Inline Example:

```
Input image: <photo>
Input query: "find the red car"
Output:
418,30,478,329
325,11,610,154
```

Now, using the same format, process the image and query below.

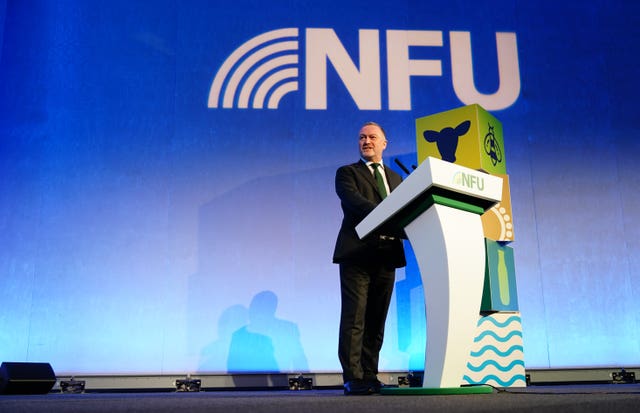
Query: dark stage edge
381,385,493,395
1,384,640,413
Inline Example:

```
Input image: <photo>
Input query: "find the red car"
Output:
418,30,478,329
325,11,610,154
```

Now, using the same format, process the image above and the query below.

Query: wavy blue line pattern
470,344,524,358
463,374,527,387
474,329,522,342
467,359,525,372
477,315,521,329
464,313,526,388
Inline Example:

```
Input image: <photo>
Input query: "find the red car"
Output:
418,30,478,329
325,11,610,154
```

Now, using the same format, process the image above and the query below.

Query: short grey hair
361,121,387,140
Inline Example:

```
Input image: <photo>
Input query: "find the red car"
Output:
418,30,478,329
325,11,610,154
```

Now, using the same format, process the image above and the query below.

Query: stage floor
1,384,639,413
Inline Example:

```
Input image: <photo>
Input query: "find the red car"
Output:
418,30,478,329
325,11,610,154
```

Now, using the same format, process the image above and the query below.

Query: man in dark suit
333,122,406,395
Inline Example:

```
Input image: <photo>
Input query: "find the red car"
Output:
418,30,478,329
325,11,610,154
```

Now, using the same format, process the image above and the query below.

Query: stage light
611,369,636,384
175,376,201,392
60,377,86,394
288,375,312,390
397,371,423,387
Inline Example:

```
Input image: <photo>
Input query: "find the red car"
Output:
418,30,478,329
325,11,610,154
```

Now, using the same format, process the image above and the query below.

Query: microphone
394,158,412,175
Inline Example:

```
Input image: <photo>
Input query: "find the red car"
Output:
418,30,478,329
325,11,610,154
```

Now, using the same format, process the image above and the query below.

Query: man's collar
361,158,384,167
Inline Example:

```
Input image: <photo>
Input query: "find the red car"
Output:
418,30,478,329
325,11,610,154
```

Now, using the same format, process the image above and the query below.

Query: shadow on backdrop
199,304,249,373
200,291,309,387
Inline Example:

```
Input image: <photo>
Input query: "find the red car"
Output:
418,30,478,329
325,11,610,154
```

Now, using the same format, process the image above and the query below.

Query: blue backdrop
1,0,639,375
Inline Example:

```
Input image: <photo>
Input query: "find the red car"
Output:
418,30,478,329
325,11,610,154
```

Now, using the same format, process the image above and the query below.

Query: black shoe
366,379,384,393
344,379,373,395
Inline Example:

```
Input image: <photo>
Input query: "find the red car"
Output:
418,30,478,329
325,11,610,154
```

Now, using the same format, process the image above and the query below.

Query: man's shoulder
337,161,365,173
385,164,402,178
340,160,365,168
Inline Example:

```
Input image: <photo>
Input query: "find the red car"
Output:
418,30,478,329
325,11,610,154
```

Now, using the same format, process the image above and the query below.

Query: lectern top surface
355,157,503,239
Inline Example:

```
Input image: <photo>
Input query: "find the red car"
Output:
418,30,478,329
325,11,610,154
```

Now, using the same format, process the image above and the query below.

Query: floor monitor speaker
0,362,56,395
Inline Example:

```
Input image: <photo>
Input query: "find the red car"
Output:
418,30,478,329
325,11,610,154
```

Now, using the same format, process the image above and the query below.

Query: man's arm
335,165,377,223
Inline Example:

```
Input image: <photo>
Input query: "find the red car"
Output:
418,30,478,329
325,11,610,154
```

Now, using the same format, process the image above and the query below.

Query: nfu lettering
209,28,521,111
453,172,485,191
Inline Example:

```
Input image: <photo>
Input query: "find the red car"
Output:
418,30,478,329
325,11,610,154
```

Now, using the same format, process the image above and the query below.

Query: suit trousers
338,260,396,382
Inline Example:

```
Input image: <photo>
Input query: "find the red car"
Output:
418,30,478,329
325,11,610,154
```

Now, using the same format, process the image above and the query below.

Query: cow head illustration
423,120,472,162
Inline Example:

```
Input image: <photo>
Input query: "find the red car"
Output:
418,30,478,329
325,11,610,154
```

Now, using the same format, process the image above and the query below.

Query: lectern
356,157,503,394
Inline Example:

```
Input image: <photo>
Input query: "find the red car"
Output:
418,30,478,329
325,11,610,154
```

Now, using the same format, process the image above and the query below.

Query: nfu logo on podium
208,28,520,111
452,171,486,191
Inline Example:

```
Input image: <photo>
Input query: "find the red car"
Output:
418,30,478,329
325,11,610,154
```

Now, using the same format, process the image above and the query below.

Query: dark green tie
371,163,388,199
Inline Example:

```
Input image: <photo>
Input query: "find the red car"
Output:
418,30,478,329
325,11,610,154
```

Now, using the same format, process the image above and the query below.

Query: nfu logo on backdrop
208,28,520,111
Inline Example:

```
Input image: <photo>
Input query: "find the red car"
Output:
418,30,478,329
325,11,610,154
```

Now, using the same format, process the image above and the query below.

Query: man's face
359,124,387,162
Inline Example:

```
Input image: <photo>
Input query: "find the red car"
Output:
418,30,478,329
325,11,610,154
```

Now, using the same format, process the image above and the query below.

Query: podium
356,157,503,394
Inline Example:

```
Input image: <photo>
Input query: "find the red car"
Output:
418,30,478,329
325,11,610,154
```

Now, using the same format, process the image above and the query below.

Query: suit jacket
332,160,406,268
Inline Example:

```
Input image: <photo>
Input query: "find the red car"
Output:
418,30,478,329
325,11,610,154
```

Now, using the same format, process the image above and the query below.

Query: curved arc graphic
208,28,299,108
238,54,299,108
223,40,299,108
266,81,299,109
253,68,298,108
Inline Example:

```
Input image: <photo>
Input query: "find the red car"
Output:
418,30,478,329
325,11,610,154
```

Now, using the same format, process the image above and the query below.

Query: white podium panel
405,204,485,388
356,157,503,390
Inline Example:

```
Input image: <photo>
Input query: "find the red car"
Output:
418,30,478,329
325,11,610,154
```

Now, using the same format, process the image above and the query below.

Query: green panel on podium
416,104,506,175
481,239,519,312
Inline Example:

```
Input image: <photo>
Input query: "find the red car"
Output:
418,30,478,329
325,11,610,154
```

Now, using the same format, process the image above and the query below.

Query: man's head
359,122,387,163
